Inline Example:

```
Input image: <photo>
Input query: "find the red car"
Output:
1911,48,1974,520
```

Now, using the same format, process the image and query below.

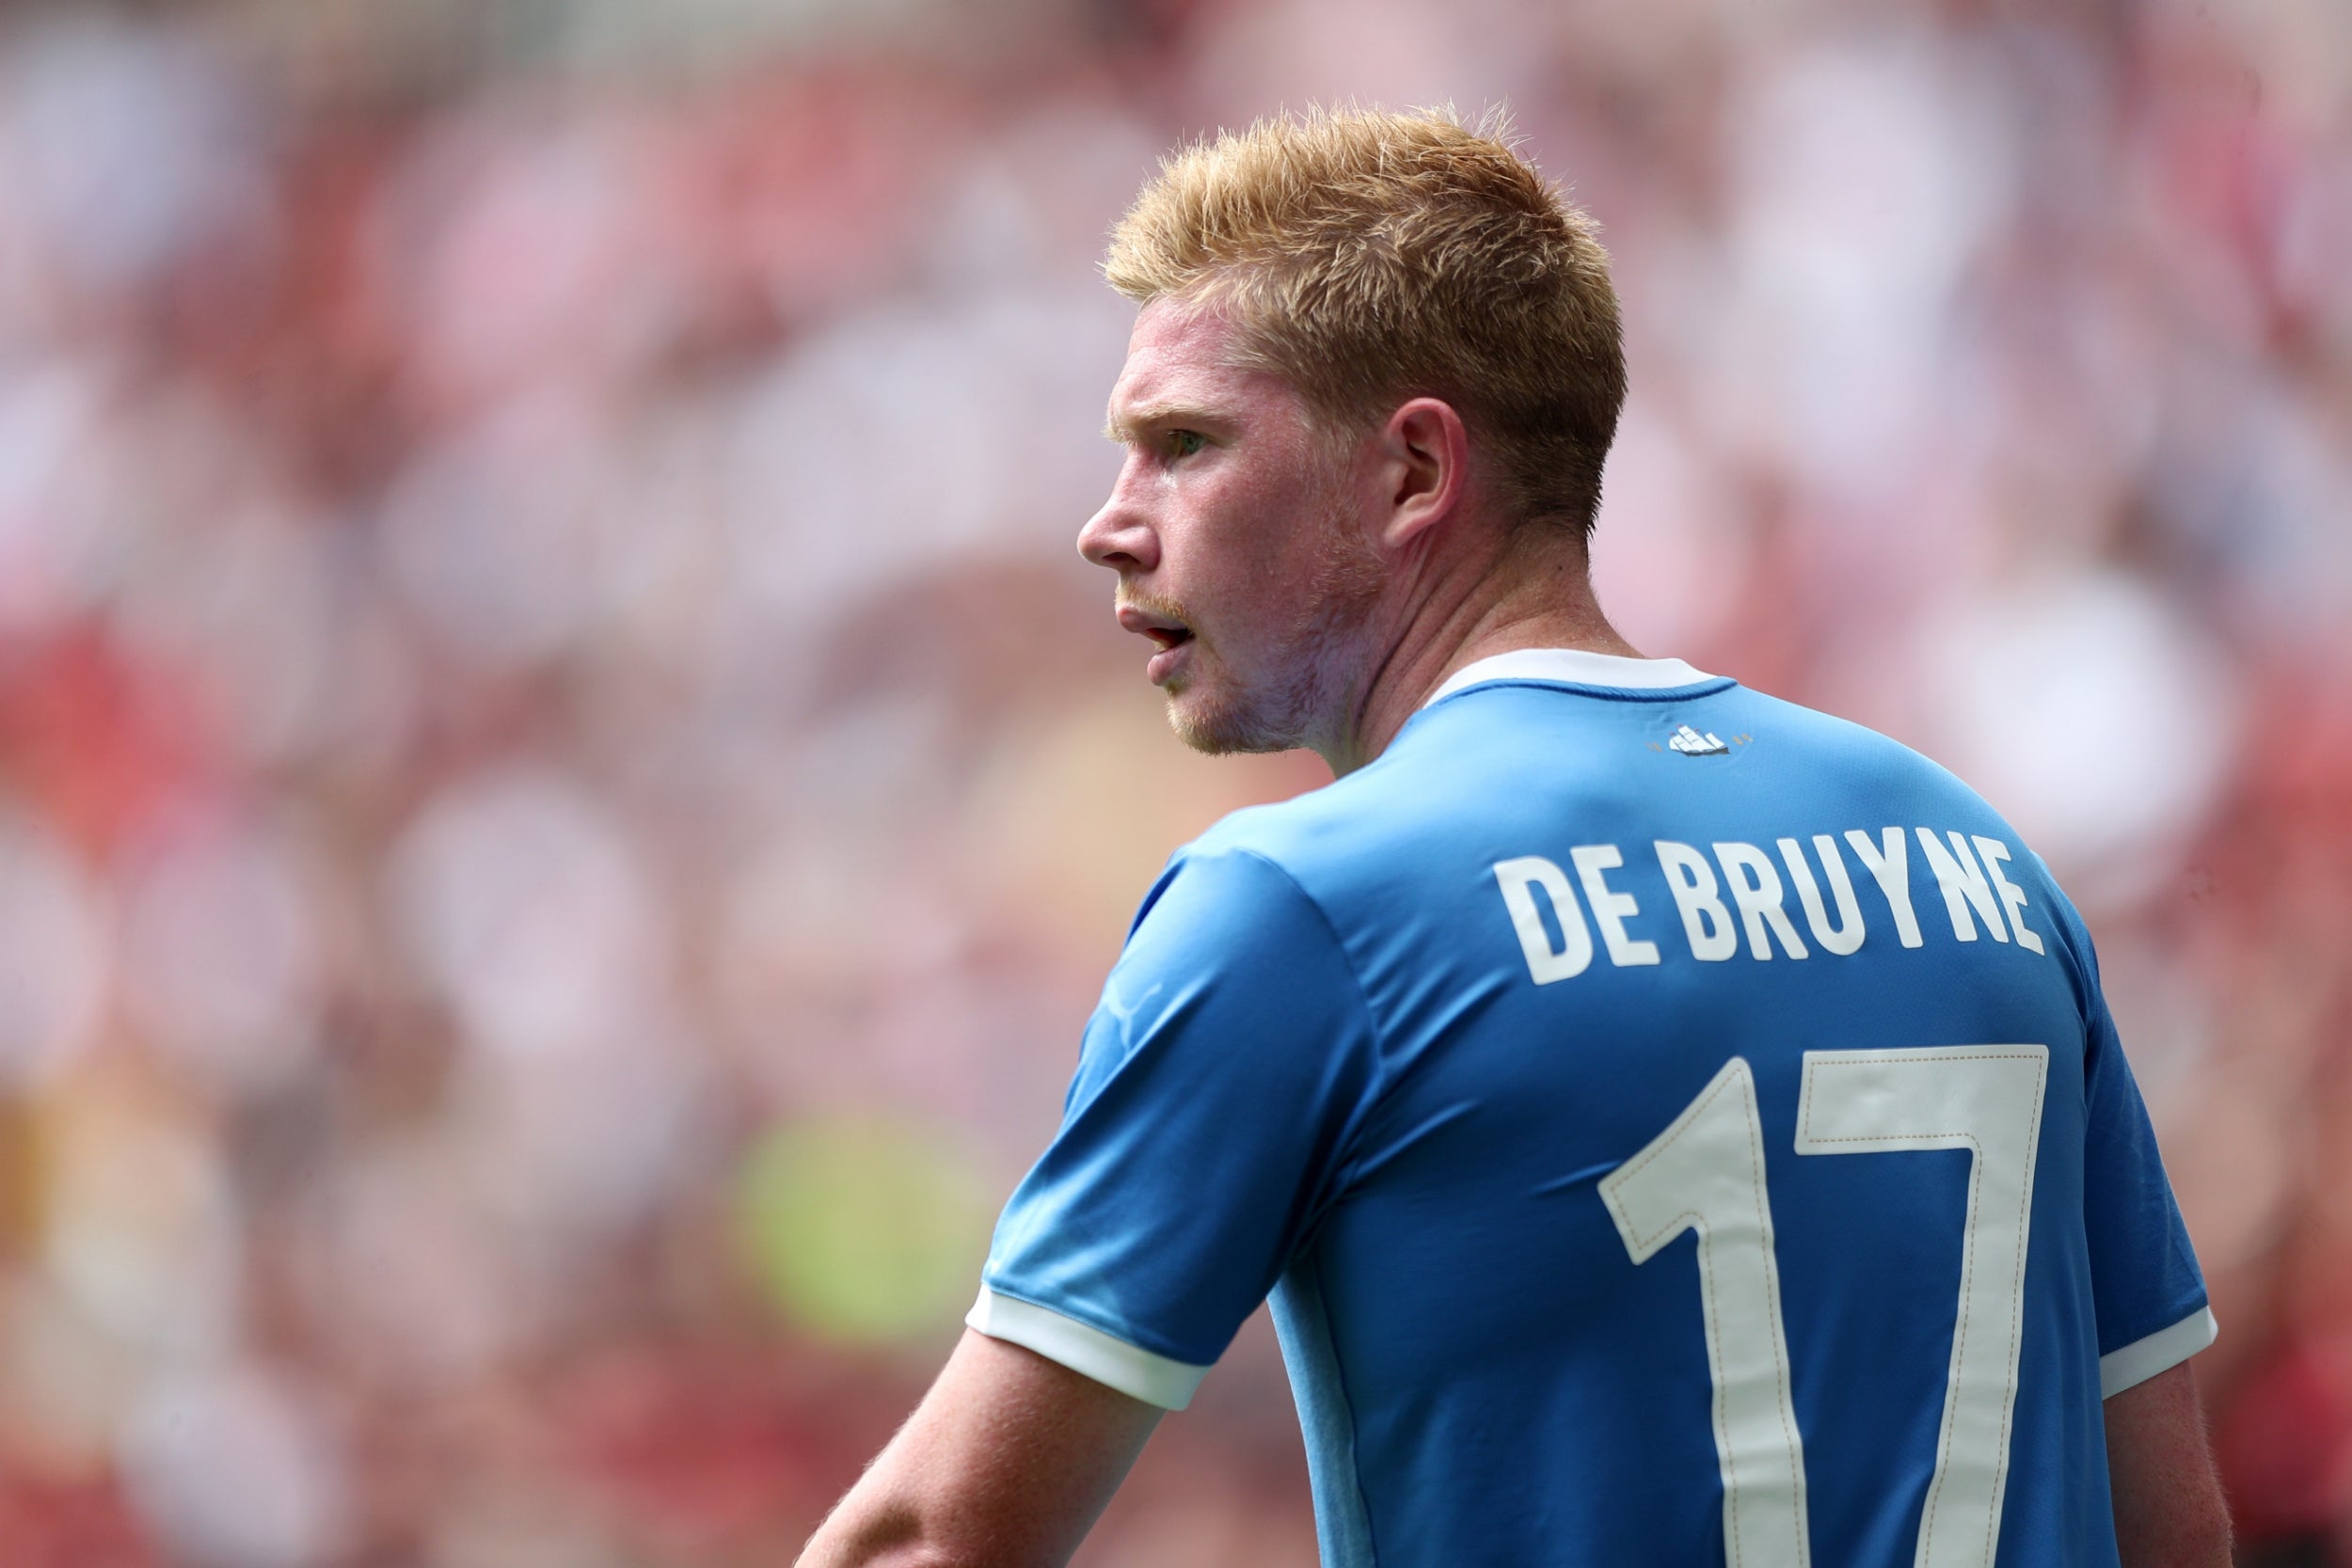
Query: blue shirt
971,650,2211,1568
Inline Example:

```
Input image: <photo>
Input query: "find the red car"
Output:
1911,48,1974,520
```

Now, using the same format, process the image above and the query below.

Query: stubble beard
1164,496,1388,757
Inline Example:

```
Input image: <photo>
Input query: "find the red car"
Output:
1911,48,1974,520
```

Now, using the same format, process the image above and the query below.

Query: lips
1115,601,1195,683
1116,602,1192,646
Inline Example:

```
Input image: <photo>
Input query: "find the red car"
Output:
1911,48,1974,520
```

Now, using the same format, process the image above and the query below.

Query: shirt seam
1222,847,1397,1204
1311,1241,1383,1567
1191,847,1387,1564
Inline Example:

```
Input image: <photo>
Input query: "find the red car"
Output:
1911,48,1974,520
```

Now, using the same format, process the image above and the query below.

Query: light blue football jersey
971,649,2211,1568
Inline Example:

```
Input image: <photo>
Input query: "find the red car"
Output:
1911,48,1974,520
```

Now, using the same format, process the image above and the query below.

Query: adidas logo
1668,723,1730,756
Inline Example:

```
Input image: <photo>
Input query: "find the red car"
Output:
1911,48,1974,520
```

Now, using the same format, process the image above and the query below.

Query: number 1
1599,1057,1810,1568
1599,1045,2049,1568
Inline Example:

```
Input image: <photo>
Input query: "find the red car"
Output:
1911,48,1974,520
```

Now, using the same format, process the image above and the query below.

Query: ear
1375,397,1470,551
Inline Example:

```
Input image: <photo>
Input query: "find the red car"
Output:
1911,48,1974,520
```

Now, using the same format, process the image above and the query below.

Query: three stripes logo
1667,723,1731,756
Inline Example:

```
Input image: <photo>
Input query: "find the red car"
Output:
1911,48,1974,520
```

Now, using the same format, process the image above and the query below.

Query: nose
1077,466,1159,574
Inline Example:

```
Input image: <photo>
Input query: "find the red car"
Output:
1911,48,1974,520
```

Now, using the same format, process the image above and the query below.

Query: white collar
1421,648,1719,709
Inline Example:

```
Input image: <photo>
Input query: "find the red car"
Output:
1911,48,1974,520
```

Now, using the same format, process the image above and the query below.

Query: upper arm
2066,907,2213,1376
978,847,1380,1384
2105,1360,2231,1568
2066,914,2227,1564
797,1329,1163,1568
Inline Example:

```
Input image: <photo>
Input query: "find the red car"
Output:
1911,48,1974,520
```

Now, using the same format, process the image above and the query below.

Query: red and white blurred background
0,1,2345,1563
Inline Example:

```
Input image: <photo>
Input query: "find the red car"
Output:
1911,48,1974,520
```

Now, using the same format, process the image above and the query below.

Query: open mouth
1116,600,1195,655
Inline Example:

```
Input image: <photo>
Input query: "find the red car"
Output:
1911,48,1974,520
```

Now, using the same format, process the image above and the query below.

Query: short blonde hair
1106,106,1626,535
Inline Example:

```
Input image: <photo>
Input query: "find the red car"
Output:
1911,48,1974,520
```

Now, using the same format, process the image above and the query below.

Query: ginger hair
1105,105,1627,536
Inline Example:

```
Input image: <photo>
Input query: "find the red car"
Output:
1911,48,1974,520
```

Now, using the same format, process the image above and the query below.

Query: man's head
1078,107,1627,758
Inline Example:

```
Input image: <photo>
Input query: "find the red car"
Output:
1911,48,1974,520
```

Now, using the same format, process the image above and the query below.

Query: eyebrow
1104,401,1215,444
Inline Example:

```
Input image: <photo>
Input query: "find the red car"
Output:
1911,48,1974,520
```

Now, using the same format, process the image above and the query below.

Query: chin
1164,683,1301,756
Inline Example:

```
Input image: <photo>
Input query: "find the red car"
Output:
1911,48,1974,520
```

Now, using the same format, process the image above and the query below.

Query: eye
1166,429,1208,459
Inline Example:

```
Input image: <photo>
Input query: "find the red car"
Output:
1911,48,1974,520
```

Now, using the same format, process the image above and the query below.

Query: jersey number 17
1598,1045,2050,1568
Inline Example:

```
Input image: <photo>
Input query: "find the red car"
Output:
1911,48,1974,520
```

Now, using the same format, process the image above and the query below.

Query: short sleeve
2076,934,2216,1398
971,847,1381,1409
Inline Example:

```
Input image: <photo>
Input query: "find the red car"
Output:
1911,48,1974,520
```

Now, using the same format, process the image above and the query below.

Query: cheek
1167,496,1266,598
1223,466,1331,574
1168,435,1343,624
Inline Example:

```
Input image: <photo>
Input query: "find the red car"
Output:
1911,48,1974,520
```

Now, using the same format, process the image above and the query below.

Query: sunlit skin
1078,297,1641,776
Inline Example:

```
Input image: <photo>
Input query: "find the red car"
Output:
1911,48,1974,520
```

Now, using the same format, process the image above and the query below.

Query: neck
1316,529,1640,776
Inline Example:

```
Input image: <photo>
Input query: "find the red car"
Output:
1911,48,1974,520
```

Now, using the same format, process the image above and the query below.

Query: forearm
799,1405,993,1568
2106,1361,2232,1568
798,1462,947,1568
795,1330,1162,1568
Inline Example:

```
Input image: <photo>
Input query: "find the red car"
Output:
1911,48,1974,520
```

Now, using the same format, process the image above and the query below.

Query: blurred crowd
0,0,2344,1562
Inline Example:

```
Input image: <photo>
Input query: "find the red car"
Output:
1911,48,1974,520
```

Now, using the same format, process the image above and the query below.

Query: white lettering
1656,841,1738,961
1778,835,1866,956
1571,844,1661,967
1493,856,1594,983
1714,842,1810,959
1844,828,1924,949
1915,830,2008,943
1971,836,2045,956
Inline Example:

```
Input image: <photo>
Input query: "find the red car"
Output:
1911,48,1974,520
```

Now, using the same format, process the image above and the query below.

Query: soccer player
798,109,2231,1568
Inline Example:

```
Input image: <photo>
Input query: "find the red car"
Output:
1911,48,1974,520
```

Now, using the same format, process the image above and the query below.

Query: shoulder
1121,833,1343,978
1726,686,2069,847
1730,689,2108,991
1735,688,1977,792
1111,765,1446,995
1089,835,1375,1087
1170,752,1441,906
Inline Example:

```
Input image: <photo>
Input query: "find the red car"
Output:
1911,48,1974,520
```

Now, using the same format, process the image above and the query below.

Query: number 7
1598,1046,2050,1568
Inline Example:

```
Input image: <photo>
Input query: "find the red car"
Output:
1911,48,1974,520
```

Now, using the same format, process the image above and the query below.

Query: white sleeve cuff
965,1286,1211,1411
2100,1305,2218,1399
